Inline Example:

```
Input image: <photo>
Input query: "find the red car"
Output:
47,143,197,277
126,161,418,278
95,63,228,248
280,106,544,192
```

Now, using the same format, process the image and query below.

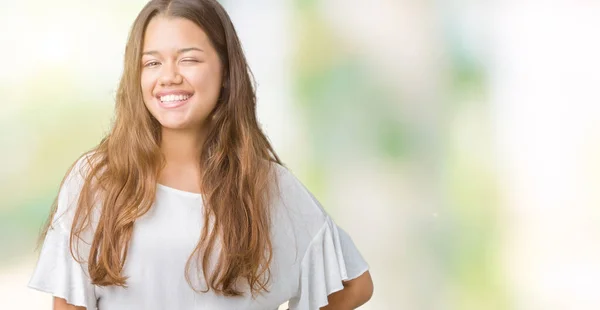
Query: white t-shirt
28,156,369,310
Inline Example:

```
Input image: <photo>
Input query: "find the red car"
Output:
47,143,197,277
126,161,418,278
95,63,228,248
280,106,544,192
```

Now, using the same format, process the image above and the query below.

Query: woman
28,0,373,309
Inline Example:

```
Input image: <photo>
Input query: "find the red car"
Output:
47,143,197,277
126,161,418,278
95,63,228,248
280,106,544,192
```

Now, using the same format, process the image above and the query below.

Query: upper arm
53,297,87,310
319,271,374,310
343,270,374,300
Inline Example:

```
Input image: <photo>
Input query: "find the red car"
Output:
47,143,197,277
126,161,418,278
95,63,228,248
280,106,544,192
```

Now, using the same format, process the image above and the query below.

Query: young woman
28,0,373,309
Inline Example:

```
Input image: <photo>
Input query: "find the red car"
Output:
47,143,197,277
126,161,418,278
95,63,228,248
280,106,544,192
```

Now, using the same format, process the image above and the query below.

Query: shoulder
268,162,330,238
270,162,328,214
52,151,99,233
57,151,97,205
65,152,96,185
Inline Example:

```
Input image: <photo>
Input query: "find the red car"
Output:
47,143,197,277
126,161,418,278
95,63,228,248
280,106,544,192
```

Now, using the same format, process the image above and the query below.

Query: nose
158,63,183,86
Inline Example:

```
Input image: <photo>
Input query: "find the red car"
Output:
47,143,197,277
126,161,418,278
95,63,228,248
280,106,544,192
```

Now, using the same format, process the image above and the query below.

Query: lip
156,90,193,97
157,94,193,109
155,91,194,109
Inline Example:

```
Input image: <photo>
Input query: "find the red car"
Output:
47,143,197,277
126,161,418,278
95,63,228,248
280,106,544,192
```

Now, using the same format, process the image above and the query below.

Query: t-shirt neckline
156,183,202,198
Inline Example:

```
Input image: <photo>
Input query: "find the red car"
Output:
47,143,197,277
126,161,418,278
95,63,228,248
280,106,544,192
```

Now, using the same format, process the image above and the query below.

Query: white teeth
160,94,191,102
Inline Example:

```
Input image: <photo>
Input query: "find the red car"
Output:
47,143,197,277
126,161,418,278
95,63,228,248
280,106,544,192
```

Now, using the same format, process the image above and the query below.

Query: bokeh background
1,0,600,309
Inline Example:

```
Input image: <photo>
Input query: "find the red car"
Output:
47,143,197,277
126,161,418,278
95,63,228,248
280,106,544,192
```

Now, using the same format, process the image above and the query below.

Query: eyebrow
142,47,204,57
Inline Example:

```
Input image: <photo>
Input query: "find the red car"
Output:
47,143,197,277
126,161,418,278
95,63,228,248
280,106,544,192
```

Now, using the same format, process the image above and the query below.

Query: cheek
140,73,154,96
140,74,159,111
186,63,222,93
187,70,218,91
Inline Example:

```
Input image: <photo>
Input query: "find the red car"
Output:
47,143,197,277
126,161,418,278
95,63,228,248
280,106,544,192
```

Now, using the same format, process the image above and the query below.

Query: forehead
142,16,211,52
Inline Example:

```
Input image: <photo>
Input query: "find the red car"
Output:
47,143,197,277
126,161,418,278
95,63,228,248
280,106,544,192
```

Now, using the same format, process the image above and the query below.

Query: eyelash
144,59,199,68
145,61,160,67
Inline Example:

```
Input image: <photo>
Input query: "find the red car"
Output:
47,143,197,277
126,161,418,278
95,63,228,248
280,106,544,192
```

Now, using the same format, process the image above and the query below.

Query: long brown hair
37,0,283,297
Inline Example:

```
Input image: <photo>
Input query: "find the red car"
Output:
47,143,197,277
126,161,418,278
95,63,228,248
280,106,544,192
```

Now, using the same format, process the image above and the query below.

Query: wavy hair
37,0,282,297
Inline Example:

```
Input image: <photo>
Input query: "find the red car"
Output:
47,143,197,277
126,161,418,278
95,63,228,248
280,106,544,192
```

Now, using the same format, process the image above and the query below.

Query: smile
158,94,193,109
160,94,191,102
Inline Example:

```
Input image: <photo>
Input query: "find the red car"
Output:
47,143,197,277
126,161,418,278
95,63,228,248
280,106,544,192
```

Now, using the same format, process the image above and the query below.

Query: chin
156,114,210,132
162,124,192,131
157,119,191,130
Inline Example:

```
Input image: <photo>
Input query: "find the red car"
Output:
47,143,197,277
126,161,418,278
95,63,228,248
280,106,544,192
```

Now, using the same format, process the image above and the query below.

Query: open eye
144,61,160,67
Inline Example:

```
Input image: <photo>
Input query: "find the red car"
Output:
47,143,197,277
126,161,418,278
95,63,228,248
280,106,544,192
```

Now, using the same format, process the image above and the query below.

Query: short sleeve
28,155,98,309
288,216,370,310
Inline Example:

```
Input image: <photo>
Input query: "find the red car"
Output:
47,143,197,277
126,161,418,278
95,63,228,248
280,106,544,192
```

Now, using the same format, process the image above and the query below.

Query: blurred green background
2,1,600,309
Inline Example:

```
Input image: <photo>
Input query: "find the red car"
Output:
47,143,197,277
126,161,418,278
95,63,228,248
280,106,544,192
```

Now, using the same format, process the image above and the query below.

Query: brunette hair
38,0,282,297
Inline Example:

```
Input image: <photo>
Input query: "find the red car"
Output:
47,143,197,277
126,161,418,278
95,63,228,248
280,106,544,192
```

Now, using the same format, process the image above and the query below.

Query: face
141,16,223,131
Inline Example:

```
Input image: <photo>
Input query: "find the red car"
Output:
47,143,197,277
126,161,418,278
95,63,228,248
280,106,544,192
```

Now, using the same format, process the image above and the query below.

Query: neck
160,126,208,168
